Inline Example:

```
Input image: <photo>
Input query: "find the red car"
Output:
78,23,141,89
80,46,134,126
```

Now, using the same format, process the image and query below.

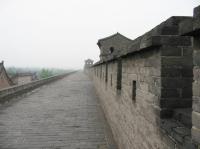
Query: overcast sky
0,0,199,69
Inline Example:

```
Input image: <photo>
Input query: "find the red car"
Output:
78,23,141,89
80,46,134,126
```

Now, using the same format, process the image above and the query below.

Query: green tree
39,69,53,79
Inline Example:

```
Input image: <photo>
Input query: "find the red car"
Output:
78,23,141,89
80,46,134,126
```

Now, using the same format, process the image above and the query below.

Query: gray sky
0,0,199,69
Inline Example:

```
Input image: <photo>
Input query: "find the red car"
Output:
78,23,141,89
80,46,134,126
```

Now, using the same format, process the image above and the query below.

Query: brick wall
160,36,193,114
192,36,200,146
192,6,200,144
91,49,171,149
88,5,200,148
90,38,194,148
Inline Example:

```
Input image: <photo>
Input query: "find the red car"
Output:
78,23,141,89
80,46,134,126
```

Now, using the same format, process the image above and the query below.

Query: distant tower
84,59,93,73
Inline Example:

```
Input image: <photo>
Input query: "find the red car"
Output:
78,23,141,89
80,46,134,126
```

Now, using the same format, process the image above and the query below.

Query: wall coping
93,16,196,66
92,35,192,67
0,71,75,103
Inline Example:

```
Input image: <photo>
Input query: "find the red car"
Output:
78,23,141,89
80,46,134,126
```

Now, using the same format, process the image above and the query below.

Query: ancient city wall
92,50,165,149
89,5,200,149
91,38,194,149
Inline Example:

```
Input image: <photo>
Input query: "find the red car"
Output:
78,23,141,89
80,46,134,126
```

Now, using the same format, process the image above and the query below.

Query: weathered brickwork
91,44,194,149
192,36,200,145
97,33,132,61
91,50,169,149
179,5,200,147
88,5,200,149
160,37,193,113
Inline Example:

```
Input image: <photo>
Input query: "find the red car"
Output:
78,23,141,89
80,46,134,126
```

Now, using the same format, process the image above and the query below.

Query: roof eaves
97,32,132,44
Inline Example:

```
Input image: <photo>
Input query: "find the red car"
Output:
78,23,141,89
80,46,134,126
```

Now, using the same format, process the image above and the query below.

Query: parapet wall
192,6,200,145
89,5,200,149
91,50,167,149
90,42,194,149
0,72,75,103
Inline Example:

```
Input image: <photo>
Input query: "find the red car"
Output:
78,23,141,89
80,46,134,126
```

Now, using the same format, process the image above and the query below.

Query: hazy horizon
0,0,199,69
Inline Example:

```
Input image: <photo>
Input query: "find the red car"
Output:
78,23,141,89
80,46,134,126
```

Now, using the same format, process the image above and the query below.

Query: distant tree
6,67,17,77
39,69,53,79
6,67,71,79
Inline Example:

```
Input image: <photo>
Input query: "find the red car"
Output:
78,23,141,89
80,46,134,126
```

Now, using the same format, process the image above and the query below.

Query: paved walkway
0,72,116,149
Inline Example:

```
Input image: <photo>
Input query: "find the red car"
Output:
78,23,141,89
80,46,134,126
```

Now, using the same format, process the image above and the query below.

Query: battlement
88,5,200,149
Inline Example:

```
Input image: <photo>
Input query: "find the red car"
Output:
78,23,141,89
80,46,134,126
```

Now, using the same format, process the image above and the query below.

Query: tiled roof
0,61,14,85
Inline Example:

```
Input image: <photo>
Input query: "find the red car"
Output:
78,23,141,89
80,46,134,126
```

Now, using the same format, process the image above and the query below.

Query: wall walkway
0,72,116,149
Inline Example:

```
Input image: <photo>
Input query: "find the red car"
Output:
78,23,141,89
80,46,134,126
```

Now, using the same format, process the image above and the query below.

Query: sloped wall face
192,37,200,145
90,49,177,149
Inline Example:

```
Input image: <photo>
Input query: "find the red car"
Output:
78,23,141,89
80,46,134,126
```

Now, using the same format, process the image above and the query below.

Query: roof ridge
98,32,132,43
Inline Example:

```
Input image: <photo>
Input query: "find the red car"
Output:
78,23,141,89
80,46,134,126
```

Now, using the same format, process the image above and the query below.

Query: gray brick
192,127,200,144
160,99,192,108
193,67,200,81
152,36,192,46
144,57,161,67
193,37,200,51
192,111,200,129
193,19,200,35
161,88,180,98
182,47,193,56
161,56,193,68
0,72,111,148
172,127,190,144
162,77,192,88
193,82,200,97
179,18,194,36
161,26,179,35
193,97,200,113
161,46,182,56
182,87,193,98
162,68,182,77
181,68,193,77
194,51,200,66
161,67,193,78
194,5,200,19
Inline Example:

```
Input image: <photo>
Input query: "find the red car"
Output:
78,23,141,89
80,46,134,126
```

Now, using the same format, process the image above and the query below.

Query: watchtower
84,59,93,74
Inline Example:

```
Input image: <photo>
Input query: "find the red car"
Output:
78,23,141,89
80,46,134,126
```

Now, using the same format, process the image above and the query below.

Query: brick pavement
0,72,116,149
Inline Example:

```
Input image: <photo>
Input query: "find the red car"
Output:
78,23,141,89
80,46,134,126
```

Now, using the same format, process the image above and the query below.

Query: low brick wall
0,71,75,103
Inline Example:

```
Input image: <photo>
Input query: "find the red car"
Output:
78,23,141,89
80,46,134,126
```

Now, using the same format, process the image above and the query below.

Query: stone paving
0,72,116,149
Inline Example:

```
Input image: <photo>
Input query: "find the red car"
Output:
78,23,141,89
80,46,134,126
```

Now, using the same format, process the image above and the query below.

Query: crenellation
194,5,200,19
87,5,200,149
